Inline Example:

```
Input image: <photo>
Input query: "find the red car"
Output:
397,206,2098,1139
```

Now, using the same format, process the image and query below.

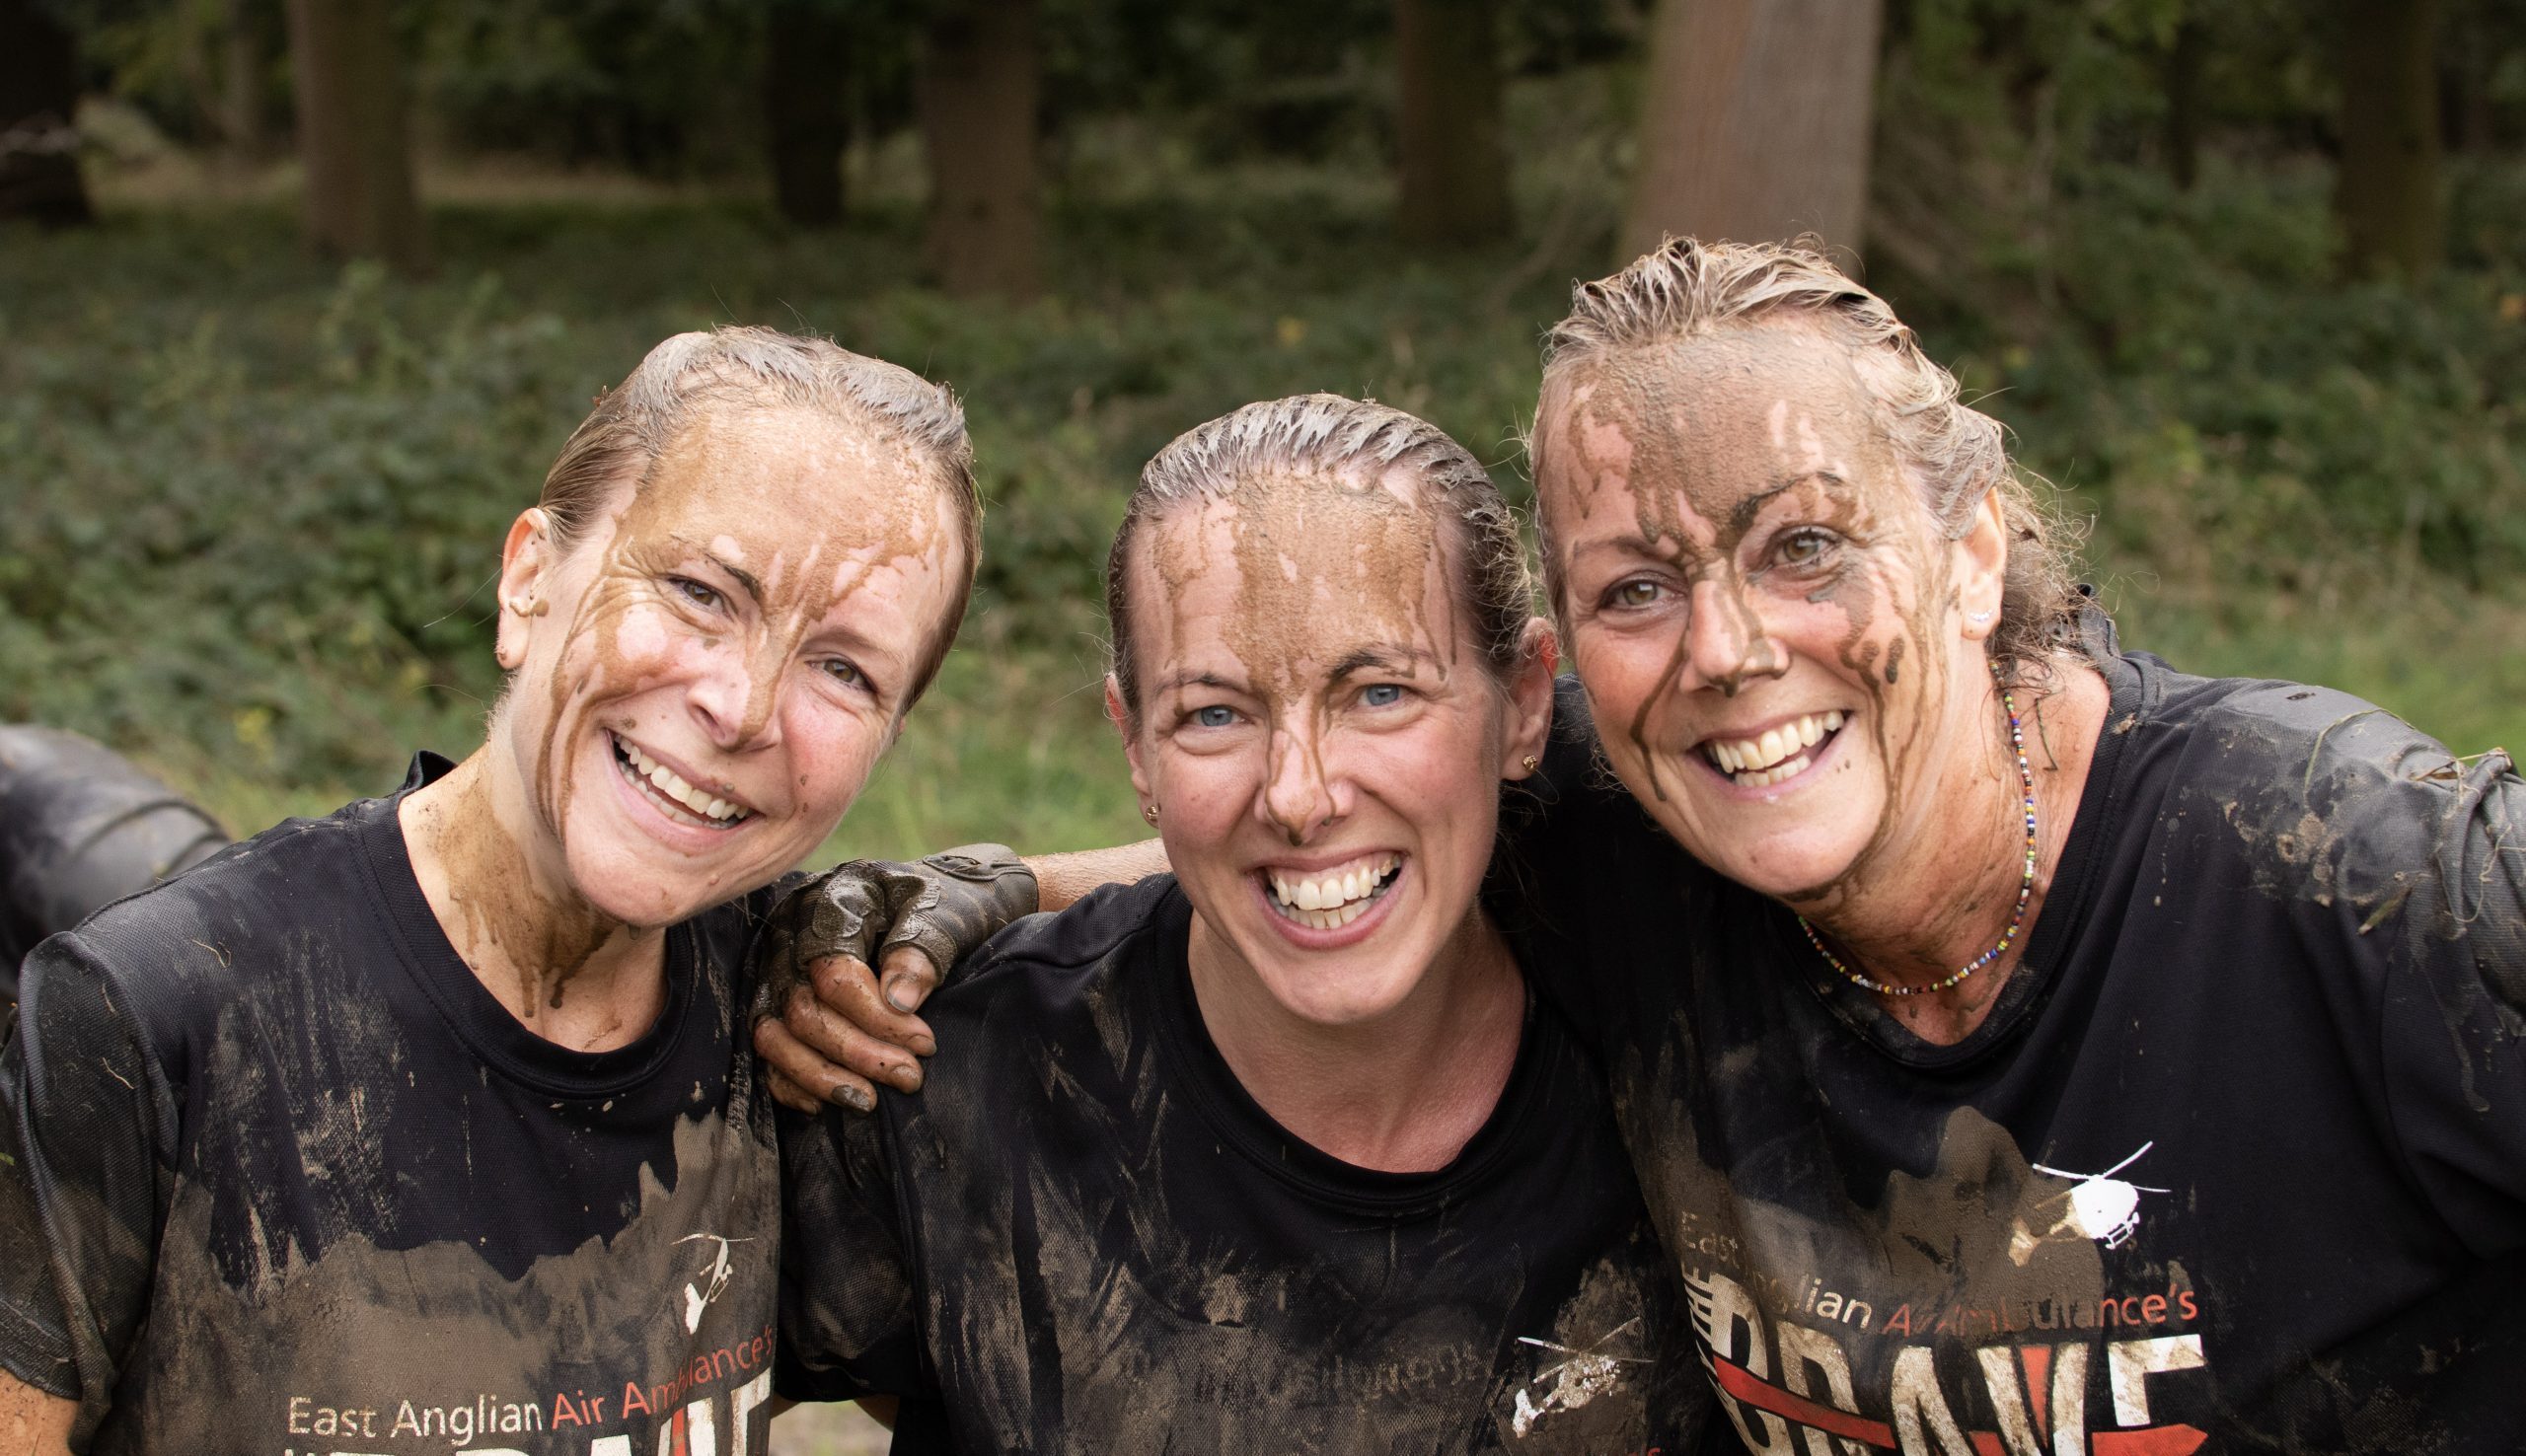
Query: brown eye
671,576,723,610
1779,530,1833,565
1609,579,1664,610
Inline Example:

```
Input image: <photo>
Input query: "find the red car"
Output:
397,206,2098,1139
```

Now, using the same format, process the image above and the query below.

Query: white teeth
1266,854,1400,927
616,735,745,825
1704,712,1849,783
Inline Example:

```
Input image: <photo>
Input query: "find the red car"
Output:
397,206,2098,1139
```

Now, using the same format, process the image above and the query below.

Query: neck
399,747,667,1053
1185,909,1525,1174
1801,659,2113,1046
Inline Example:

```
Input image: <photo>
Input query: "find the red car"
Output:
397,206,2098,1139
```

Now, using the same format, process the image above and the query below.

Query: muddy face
489,404,963,938
1119,468,1549,1027
1533,324,1992,908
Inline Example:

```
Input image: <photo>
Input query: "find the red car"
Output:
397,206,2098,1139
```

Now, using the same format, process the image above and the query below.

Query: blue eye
1361,684,1403,707
1194,705,1236,728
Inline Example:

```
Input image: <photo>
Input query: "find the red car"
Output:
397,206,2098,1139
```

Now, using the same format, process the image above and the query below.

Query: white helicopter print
674,1232,756,1334
2010,1141,2170,1265
1509,1317,1656,1437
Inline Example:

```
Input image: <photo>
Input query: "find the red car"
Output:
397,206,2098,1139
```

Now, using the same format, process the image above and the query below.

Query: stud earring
1142,804,1159,825
1968,609,1994,626
1521,756,1539,772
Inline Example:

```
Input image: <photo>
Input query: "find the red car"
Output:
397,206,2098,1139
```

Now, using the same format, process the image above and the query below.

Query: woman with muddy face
0,327,978,1456
772,396,1703,1452
1506,240,2526,1453
768,244,2526,1453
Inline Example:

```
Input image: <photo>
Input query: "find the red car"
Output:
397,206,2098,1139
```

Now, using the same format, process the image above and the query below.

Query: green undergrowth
3,143,2521,856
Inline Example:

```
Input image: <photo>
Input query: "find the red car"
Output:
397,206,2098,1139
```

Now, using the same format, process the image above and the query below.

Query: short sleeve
2371,746,2526,1255
774,1101,929,1404
0,932,175,1430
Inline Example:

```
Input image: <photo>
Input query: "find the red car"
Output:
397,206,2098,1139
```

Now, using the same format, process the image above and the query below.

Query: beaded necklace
1799,675,2037,998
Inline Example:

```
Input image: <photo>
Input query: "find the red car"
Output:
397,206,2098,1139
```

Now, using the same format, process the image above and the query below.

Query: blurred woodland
2,0,2523,862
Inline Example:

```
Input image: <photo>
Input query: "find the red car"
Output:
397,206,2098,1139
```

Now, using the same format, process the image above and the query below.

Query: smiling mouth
1262,853,1402,932
1701,710,1847,789
610,731,751,829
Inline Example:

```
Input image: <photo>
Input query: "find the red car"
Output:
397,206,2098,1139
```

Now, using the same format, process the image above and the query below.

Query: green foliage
5,67,2523,853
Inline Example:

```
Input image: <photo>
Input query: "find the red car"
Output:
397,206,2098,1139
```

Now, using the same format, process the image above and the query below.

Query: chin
1680,823,1869,904
1251,952,1420,1029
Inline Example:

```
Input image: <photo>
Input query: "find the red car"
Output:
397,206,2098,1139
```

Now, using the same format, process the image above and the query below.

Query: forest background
4,0,2524,871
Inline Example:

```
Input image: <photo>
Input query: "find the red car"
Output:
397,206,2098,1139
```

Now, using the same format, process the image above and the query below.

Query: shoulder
956,873,1183,986
2108,651,2518,941
909,875,1183,1071
34,797,392,1062
2116,653,2481,856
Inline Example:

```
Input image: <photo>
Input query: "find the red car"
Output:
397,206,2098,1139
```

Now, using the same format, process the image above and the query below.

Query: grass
4,122,2521,859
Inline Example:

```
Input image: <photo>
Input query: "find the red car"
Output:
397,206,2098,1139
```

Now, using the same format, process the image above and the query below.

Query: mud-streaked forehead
615,403,956,604
1136,468,1461,693
1540,324,1904,544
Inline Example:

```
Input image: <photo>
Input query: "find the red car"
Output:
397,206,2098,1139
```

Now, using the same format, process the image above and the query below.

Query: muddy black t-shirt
1494,646,2526,1454
0,756,784,1455
777,874,1704,1453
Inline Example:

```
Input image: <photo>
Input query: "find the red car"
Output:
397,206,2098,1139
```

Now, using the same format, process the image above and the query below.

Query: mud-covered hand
752,844,1037,1114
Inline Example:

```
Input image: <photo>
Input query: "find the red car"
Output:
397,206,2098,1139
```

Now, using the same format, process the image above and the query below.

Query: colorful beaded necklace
1799,672,2038,998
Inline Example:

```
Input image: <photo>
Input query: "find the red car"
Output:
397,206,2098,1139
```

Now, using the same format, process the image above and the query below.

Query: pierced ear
1500,616,1559,779
1954,489,2008,642
492,508,554,672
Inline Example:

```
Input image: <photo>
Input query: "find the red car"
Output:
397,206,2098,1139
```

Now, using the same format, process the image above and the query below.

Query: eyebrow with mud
1152,670,1245,696
1726,473,1849,537
1326,645,1443,681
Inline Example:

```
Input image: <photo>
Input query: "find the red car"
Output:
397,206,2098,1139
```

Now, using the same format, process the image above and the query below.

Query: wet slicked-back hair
1536,237,2082,681
1104,394,1534,719
538,326,982,706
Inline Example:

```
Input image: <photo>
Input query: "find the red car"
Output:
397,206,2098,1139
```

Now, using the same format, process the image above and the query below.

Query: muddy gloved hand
753,844,1036,1114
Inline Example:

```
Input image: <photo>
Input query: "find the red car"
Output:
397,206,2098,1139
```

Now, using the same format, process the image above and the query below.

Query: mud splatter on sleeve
2365,740,2526,1253
0,932,174,1429
774,1101,926,1405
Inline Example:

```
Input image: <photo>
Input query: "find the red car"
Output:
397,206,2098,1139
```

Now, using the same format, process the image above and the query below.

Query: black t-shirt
777,874,1705,1453
1493,645,2526,1454
0,756,784,1455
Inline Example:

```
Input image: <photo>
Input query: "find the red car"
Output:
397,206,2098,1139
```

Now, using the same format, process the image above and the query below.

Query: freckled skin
401,404,964,1051
1534,323,2110,1042
1119,468,1553,1171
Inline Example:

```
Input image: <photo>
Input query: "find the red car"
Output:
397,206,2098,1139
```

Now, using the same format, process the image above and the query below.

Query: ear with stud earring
1142,803,1159,826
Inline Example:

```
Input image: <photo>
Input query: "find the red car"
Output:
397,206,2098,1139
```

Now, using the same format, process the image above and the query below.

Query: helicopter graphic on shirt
674,1233,756,1333
2011,1140,2170,1265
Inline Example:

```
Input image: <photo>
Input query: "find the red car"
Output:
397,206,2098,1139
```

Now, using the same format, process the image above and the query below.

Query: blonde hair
1536,237,2082,679
538,326,981,704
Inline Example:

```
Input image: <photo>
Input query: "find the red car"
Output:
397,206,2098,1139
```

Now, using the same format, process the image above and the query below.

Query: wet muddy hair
537,326,982,704
1104,394,1535,721
1536,237,2084,683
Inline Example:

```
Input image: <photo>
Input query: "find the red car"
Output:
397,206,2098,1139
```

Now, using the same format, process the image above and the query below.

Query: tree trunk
766,0,852,228
2334,0,2442,279
920,0,1039,299
220,0,268,159
1620,0,1885,262
0,0,95,228
285,0,426,273
2162,18,2202,191
1394,0,1513,248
